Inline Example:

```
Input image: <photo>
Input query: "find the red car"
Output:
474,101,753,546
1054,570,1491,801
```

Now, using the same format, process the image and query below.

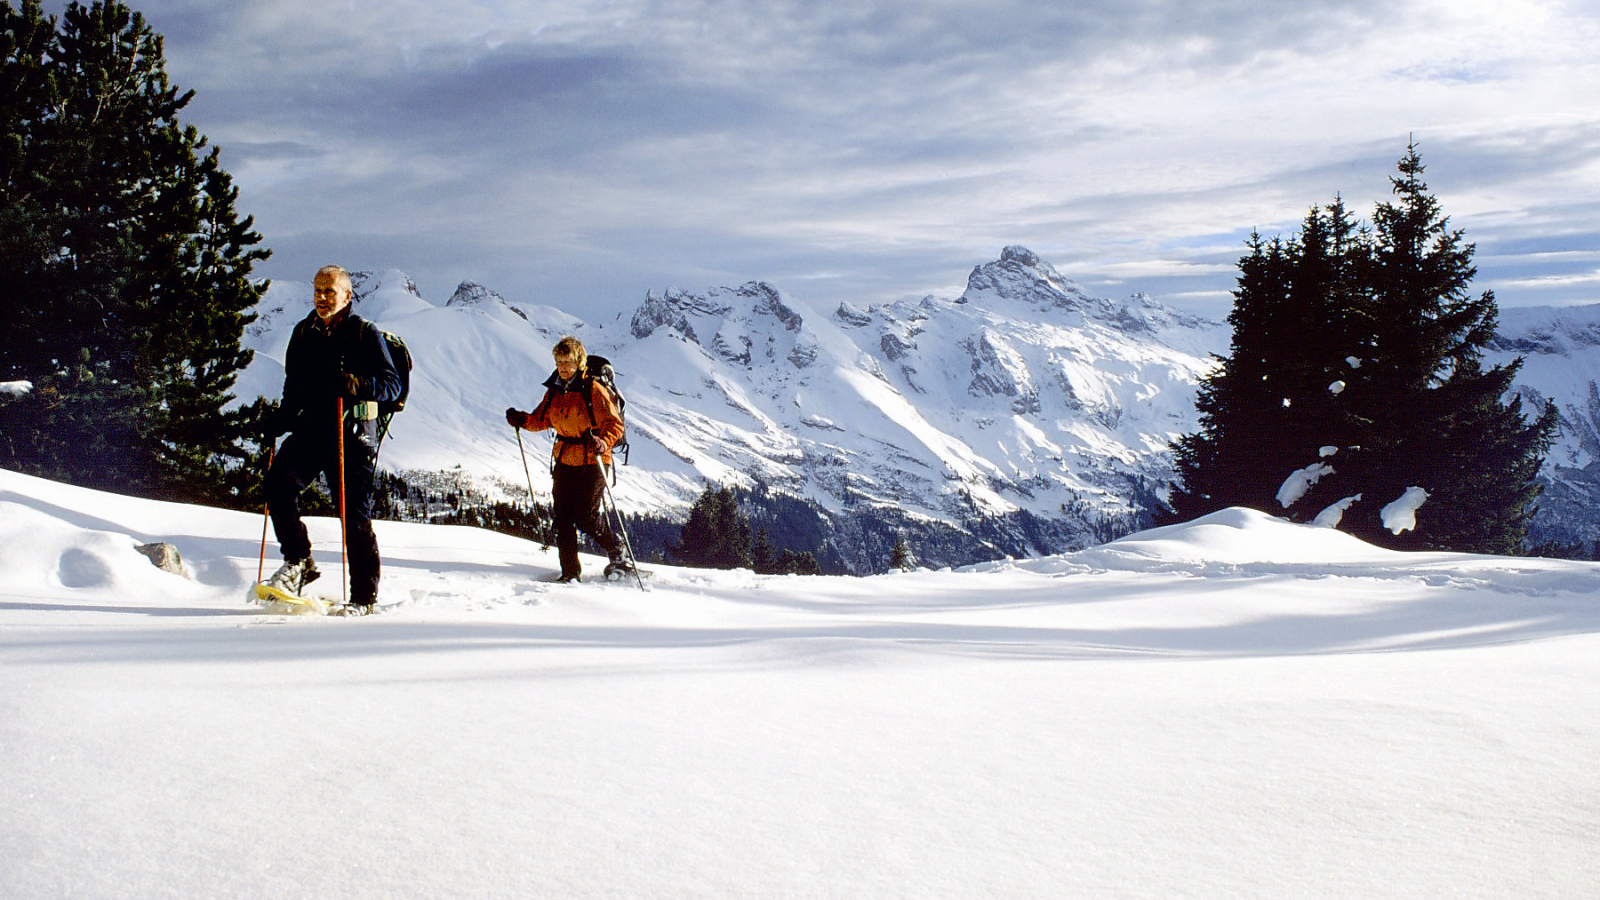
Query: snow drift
3,467,1599,899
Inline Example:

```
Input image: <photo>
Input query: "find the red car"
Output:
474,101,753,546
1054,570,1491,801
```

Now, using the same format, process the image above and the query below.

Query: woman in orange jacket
506,336,630,583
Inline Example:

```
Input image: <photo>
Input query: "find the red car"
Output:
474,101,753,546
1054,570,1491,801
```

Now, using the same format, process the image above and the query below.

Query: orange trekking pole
336,397,348,608
257,442,276,584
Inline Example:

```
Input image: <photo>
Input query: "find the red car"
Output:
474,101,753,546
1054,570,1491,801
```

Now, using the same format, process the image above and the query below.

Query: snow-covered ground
3,466,1597,899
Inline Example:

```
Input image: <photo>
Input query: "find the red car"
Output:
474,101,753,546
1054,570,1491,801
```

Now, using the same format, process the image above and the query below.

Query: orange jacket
522,374,625,467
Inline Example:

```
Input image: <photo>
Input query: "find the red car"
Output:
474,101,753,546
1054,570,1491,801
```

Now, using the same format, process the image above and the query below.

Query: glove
344,373,362,398
506,407,527,429
584,430,606,454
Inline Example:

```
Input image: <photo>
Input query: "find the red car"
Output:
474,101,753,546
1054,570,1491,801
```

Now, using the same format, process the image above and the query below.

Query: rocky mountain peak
1000,245,1041,267
629,289,700,341
446,281,502,308
744,282,804,332
349,270,421,302
962,245,1091,312
834,301,873,327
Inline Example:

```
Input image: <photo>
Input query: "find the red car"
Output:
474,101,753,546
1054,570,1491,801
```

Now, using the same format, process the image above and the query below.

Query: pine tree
751,525,778,574
671,484,754,569
1169,201,1366,519
1316,147,1556,551
774,549,822,575
1168,145,1555,553
0,1,271,505
889,535,912,571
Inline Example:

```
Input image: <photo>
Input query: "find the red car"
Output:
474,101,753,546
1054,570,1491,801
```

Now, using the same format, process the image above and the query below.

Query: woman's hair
552,335,587,371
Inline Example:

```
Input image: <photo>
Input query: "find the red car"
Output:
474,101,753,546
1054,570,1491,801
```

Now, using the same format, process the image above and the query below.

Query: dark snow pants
551,461,620,579
267,425,381,601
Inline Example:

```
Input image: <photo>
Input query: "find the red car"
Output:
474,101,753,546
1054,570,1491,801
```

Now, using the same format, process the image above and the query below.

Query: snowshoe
603,552,639,582
251,582,330,615
252,557,330,614
603,560,651,583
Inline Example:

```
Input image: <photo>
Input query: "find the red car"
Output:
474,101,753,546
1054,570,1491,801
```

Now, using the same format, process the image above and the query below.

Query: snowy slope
4,467,1599,899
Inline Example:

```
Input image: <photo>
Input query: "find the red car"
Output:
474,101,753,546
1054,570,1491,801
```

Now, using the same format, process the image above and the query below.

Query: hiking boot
604,553,634,581
556,573,581,584
333,602,377,617
265,557,319,595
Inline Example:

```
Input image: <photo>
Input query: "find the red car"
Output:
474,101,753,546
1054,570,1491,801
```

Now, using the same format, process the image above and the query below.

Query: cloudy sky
79,0,1600,319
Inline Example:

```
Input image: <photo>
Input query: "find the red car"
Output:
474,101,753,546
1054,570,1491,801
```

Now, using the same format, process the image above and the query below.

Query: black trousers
552,462,619,578
267,426,381,600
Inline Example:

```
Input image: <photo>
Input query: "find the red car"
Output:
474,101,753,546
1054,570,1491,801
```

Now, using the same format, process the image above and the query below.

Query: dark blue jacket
279,309,401,444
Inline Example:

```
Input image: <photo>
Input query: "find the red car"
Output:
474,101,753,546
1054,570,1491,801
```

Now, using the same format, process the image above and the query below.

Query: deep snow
2,467,1598,899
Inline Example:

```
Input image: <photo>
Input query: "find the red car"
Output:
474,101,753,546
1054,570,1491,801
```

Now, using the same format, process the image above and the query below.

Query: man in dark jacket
262,265,402,613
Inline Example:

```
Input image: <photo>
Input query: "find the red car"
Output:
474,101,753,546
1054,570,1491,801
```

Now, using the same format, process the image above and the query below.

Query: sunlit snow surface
3,468,1598,899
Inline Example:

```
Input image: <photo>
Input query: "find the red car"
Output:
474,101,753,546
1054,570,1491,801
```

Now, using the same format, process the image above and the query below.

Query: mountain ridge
236,248,1600,568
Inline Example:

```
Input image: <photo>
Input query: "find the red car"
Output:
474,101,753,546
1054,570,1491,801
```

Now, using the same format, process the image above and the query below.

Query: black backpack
366,322,412,439
582,354,628,464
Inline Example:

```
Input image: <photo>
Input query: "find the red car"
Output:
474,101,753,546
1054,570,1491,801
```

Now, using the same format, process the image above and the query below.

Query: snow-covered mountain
238,248,1227,569
1489,304,1600,546
236,247,1600,567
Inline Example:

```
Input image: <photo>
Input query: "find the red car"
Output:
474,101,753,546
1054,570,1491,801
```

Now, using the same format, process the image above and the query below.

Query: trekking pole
515,426,538,513
600,460,647,592
257,441,275,585
336,398,348,608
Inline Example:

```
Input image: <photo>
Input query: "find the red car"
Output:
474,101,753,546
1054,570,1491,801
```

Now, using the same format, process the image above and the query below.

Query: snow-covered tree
889,535,913,571
1169,199,1366,519
1169,146,1556,553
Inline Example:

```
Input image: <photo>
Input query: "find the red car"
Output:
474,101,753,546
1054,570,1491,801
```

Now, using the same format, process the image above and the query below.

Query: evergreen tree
751,525,777,574
889,535,912,571
671,484,754,569
1168,145,1555,553
1319,147,1556,551
1169,201,1366,518
774,549,822,576
0,1,271,505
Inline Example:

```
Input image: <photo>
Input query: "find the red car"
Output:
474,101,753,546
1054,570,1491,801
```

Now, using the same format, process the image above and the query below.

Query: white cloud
75,0,1600,315
1495,269,1600,289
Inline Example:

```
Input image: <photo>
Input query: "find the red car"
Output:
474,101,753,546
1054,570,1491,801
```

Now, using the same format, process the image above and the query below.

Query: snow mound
1079,507,1404,567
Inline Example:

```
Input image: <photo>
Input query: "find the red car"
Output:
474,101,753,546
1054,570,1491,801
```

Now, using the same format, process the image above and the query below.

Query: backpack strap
581,376,599,428
579,377,626,482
